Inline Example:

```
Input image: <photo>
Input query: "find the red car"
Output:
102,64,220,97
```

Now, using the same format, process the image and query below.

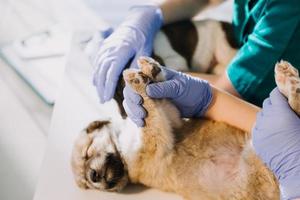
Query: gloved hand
123,67,213,127
93,5,163,103
85,28,114,62
252,88,300,200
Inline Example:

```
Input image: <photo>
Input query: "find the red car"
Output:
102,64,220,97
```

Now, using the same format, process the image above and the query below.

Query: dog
71,20,300,199
70,57,290,199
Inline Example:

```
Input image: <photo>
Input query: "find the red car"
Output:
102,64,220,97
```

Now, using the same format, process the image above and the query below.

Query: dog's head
71,120,129,192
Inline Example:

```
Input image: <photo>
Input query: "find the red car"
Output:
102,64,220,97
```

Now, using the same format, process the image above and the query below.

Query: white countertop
33,33,182,200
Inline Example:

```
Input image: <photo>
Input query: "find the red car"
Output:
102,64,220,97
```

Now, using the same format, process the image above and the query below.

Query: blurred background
0,0,149,199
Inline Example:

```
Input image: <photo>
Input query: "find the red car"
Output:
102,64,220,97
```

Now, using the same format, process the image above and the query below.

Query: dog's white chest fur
113,118,143,164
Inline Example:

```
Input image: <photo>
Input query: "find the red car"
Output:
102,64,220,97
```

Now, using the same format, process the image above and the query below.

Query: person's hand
85,28,114,62
123,67,213,127
252,88,300,200
93,5,163,103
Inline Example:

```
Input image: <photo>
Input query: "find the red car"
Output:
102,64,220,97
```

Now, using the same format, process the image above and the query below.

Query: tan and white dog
71,21,300,199
72,57,300,199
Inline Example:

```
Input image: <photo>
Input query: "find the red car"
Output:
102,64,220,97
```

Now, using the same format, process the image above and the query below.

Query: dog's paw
138,56,166,82
123,68,150,94
275,60,300,115
123,57,166,94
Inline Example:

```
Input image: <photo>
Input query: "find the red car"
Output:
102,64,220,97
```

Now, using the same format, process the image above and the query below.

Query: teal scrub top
227,0,300,106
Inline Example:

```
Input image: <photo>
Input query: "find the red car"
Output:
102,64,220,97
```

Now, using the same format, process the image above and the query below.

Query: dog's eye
90,169,102,183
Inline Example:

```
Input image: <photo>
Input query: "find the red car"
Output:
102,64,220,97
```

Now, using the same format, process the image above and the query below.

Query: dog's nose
106,180,117,189
90,169,102,183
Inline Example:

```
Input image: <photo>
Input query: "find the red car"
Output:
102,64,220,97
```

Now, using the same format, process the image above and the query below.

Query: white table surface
33,33,182,200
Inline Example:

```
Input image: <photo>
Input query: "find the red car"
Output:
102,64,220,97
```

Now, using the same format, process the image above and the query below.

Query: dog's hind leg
275,60,300,115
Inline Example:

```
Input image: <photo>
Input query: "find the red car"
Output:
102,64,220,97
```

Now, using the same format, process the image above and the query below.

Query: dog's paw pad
275,60,300,115
123,69,149,93
138,56,164,81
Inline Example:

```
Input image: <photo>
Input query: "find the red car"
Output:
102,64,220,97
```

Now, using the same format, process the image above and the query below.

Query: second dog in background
152,19,238,74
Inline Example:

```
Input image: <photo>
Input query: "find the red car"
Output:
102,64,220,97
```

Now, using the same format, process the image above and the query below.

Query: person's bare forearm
187,72,220,85
188,71,258,133
205,87,260,133
158,0,222,24
186,72,259,132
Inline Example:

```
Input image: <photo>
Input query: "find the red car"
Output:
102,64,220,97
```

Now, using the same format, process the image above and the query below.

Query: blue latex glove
93,5,163,103
252,88,300,200
85,28,114,62
123,67,213,127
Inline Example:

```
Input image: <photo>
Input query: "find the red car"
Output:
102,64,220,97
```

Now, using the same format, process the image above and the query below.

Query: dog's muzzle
103,153,126,190
89,153,127,191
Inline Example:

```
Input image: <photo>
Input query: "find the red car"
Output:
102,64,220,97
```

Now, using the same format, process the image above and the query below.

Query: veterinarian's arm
226,0,300,106
191,0,300,106
187,72,241,97
252,89,300,200
205,86,259,133
124,65,259,131
159,0,222,24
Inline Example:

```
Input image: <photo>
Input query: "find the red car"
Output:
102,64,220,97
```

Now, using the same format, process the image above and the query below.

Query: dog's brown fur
120,57,279,199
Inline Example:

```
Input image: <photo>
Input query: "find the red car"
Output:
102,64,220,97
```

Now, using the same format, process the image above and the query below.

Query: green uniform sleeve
227,0,300,102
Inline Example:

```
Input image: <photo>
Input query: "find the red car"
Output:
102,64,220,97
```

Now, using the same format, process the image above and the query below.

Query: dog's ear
86,121,110,134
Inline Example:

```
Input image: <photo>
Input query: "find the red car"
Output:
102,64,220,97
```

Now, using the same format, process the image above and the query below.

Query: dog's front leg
123,60,180,159
122,57,182,190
